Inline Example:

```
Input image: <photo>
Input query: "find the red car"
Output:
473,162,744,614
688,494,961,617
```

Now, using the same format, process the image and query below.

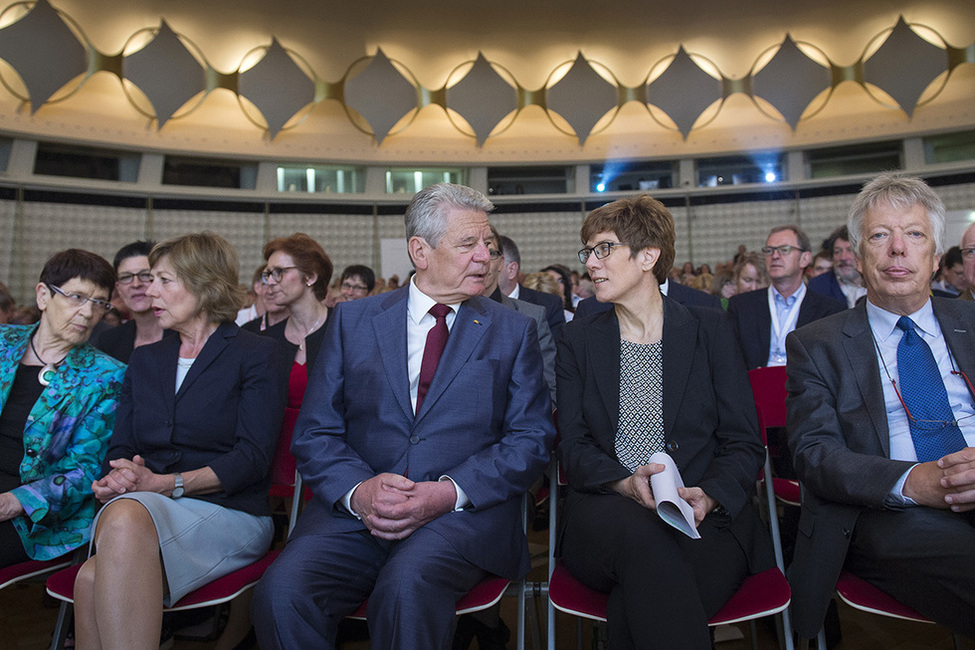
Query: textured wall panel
688,197,798,266
269,212,378,278
17,201,147,299
0,199,15,291
492,210,586,275
796,193,858,253
152,209,265,282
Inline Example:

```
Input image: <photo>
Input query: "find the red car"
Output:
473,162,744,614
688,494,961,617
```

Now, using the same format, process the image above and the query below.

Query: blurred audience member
806,250,833,279
97,241,169,363
339,264,376,302
733,252,769,294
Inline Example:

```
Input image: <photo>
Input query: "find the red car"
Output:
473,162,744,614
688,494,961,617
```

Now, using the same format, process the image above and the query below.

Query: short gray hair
848,174,946,257
404,183,494,247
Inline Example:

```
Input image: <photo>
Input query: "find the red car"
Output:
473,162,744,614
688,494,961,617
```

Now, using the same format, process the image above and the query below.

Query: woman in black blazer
556,196,770,649
73,232,286,650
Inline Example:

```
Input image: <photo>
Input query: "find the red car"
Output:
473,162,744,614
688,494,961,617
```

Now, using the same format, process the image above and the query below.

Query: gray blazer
502,293,556,405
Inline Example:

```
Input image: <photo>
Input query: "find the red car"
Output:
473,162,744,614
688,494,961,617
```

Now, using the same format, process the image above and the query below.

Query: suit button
410,436,420,444
843,528,851,538
665,441,679,453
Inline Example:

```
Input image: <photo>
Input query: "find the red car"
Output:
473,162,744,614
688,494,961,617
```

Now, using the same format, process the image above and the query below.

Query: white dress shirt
866,299,975,503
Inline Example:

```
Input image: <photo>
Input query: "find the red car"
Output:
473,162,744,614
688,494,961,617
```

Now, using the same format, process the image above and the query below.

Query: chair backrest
749,366,788,429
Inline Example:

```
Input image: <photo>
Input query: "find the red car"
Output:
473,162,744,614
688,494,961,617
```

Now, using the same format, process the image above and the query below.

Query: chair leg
49,601,72,650
816,627,827,650
526,587,541,650
517,579,526,650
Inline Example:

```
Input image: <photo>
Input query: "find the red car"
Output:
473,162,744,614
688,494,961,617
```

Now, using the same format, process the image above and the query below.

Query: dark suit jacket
290,288,555,579
727,287,845,370
105,322,287,516
556,297,771,572
573,281,722,320
256,317,328,383
96,320,176,364
785,298,975,637
517,285,565,342
807,271,848,306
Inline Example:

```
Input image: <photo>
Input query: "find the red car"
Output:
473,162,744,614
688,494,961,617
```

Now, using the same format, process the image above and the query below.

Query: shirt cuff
342,482,363,519
886,464,919,507
439,475,469,510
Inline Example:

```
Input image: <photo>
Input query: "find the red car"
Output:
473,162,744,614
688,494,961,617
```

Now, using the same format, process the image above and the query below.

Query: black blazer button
665,440,679,453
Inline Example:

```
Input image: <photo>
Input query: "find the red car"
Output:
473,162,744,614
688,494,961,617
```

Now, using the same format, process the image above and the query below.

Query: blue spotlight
596,182,606,192
765,171,777,183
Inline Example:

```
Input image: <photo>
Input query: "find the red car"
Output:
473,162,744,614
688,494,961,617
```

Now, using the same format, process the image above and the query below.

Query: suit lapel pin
473,319,481,325
955,329,967,333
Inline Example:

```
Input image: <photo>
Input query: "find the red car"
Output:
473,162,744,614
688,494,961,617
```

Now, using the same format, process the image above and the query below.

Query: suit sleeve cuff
886,464,919,507
342,482,363,519
439,475,469,510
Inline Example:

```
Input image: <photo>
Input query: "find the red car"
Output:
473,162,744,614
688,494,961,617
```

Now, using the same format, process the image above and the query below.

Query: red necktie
416,304,451,415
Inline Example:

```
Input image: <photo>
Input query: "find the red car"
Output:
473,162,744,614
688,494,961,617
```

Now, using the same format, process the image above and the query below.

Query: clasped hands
610,463,717,527
91,455,163,504
351,473,457,541
905,447,975,512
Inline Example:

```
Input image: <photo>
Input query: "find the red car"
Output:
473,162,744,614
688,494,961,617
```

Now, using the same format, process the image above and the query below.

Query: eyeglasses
261,266,297,283
47,284,114,313
890,370,975,431
117,271,152,284
762,245,806,257
341,281,369,293
961,247,975,260
578,241,628,264
488,250,502,260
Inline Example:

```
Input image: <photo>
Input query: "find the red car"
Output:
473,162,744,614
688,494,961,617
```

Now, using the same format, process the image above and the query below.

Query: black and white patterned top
615,338,666,472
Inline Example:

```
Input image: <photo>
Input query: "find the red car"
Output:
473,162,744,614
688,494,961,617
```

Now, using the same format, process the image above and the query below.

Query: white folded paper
648,451,700,539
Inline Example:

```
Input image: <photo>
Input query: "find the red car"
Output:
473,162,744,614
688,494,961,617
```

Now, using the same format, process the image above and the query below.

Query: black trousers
847,507,975,639
560,492,749,650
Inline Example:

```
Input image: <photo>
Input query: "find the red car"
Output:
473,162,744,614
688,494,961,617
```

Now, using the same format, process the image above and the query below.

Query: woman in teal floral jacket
0,249,125,566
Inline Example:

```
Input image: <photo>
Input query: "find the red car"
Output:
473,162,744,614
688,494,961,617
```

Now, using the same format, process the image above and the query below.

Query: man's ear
408,236,430,271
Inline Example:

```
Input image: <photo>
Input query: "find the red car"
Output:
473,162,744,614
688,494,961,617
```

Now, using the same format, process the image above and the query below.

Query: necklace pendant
38,363,58,387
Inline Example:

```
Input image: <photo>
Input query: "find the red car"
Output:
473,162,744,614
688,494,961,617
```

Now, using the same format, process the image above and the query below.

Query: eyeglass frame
872,331,975,430
340,281,369,293
117,271,153,285
46,283,114,313
761,244,807,257
578,241,629,264
261,266,298,284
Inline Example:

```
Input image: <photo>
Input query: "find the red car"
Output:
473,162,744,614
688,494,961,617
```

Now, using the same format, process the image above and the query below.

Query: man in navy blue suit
728,225,844,370
253,184,554,650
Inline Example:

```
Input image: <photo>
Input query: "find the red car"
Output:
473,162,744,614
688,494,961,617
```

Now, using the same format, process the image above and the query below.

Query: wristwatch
171,473,184,499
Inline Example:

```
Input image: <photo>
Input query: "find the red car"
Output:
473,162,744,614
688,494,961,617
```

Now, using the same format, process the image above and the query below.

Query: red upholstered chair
811,572,962,650
45,457,304,650
0,556,72,591
546,418,794,650
748,366,800,506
